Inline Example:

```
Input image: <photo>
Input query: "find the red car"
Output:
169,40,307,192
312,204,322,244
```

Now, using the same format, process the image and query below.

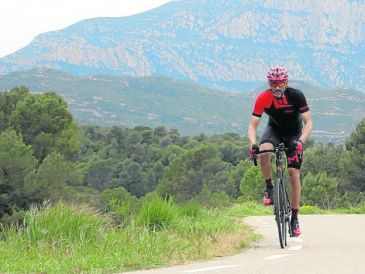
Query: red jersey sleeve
252,90,271,117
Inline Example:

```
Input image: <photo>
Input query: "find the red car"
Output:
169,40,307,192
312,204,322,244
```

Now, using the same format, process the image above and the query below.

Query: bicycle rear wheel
274,178,285,249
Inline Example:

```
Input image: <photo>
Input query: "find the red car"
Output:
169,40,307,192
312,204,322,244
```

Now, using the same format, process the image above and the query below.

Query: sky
0,0,173,58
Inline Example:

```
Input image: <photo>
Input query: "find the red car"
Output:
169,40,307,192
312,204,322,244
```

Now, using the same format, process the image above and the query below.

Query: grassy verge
2,199,362,273
299,204,365,214
0,200,259,273
227,201,272,217
227,202,365,216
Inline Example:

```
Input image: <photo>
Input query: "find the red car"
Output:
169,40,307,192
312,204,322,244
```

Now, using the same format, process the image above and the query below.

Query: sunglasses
269,81,286,88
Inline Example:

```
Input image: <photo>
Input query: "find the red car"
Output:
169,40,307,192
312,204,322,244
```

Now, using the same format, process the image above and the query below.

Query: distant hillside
0,68,364,143
0,0,365,91
0,68,251,136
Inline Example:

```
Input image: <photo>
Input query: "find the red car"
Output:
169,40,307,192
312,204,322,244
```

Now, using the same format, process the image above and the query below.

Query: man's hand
249,144,259,159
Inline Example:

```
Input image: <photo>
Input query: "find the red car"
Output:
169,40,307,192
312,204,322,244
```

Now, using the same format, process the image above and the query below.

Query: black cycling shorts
259,126,302,169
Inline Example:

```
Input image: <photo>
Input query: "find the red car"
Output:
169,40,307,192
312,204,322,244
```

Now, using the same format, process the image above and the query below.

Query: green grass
0,200,257,273
300,203,365,215
299,205,325,214
3,199,361,273
227,201,365,216
23,201,111,246
179,201,202,218
324,202,365,214
227,201,272,217
136,194,179,231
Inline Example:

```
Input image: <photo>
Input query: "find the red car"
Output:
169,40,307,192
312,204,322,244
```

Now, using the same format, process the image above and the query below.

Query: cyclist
247,66,313,237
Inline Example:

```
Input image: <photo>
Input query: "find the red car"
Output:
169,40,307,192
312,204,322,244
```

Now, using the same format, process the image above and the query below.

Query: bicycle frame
253,143,292,248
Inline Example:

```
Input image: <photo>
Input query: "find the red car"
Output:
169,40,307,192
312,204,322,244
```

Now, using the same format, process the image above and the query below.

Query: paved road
123,215,365,274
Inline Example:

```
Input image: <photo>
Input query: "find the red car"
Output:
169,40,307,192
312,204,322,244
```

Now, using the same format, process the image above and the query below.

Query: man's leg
288,168,301,208
259,142,273,180
259,142,274,205
288,167,301,236
259,126,280,206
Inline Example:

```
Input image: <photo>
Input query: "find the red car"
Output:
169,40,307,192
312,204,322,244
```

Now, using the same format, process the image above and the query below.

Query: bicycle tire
280,180,287,246
274,178,285,248
284,185,292,238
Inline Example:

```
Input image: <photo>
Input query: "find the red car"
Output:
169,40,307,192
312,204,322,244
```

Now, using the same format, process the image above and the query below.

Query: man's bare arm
299,111,313,143
248,115,261,145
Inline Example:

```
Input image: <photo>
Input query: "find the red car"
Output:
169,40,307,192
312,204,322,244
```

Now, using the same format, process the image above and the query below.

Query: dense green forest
0,86,364,224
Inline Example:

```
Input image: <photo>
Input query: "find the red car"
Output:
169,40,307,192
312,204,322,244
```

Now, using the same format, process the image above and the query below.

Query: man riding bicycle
247,66,313,237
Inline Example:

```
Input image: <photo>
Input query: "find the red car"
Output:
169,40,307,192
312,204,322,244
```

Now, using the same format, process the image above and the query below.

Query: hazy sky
0,0,173,58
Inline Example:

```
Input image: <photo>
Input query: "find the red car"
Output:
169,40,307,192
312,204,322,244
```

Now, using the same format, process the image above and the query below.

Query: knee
288,168,300,180
259,143,273,164
260,143,273,151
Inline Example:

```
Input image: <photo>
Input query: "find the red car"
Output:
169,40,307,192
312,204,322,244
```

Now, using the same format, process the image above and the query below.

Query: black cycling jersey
252,87,309,135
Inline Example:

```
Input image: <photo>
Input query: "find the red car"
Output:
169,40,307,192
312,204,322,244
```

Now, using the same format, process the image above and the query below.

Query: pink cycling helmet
267,66,289,81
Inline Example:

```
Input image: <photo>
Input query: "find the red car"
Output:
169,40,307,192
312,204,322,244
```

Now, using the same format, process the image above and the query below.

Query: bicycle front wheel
274,178,286,249
280,180,288,246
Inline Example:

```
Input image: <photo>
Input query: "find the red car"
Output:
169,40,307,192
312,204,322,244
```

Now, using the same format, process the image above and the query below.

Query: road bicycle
253,143,292,248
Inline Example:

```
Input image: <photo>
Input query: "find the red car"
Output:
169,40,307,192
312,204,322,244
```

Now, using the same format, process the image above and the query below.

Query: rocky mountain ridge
0,0,364,91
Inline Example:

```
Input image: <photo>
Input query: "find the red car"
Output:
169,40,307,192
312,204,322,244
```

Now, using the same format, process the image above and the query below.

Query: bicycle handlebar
252,150,273,166
251,145,293,166
255,149,276,154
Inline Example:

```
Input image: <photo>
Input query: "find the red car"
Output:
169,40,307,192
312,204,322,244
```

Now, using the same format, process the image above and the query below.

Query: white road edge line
180,264,241,273
265,254,292,260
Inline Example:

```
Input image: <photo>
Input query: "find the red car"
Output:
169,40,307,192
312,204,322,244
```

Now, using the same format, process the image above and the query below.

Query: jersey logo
273,96,292,109
287,154,299,164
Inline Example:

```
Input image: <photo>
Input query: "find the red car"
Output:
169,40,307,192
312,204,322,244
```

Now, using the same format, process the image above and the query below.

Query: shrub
239,166,263,202
95,187,138,225
179,201,202,218
196,185,232,209
23,201,111,246
302,172,339,209
136,194,178,230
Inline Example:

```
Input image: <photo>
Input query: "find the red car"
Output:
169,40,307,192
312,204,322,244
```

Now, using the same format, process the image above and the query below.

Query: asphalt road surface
123,215,365,274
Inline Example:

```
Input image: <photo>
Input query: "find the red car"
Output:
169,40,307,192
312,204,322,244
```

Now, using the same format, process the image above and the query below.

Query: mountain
1,0,365,92
0,68,250,135
0,68,364,143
